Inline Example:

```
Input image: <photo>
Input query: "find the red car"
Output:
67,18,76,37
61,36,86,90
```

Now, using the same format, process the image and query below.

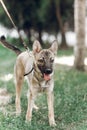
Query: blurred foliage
0,0,74,45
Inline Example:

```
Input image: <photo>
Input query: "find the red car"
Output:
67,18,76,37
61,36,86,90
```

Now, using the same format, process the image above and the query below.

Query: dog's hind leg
14,62,24,115
15,76,24,115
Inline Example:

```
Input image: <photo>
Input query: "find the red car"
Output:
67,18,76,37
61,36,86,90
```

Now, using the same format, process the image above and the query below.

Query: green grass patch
58,48,73,57
0,44,87,130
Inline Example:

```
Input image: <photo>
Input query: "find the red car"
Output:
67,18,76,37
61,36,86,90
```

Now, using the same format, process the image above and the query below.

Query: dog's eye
38,58,44,62
50,58,54,62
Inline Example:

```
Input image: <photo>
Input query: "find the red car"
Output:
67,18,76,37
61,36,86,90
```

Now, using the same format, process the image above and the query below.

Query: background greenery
0,0,74,46
0,45,87,130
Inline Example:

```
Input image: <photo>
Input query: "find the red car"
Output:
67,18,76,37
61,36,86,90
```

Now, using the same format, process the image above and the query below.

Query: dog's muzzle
37,64,53,81
43,68,53,81
44,69,52,75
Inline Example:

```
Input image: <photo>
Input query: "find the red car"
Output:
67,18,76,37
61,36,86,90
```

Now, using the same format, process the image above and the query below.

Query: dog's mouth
37,65,53,81
43,73,51,81
43,69,52,81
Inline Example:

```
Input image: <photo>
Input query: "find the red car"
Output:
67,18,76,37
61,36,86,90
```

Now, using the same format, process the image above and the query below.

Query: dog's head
33,40,58,81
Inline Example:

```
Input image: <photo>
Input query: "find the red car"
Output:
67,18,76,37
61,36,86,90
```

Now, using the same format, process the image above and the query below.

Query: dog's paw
25,120,31,125
26,113,32,122
16,109,21,116
49,120,56,127
33,104,39,110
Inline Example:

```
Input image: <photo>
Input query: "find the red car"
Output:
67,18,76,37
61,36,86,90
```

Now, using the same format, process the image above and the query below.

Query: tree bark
55,1,68,48
74,0,86,70
38,29,43,46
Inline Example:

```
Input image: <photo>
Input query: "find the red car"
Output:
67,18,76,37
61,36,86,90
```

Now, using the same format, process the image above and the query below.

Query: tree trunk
74,0,86,71
28,30,31,44
24,29,32,45
38,29,43,45
55,2,68,48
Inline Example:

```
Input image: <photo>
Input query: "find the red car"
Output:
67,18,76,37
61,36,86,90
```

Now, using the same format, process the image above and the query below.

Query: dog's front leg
47,91,56,126
26,90,35,122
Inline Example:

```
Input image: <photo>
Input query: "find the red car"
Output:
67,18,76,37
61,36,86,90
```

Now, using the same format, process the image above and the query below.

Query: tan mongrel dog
14,40,58,126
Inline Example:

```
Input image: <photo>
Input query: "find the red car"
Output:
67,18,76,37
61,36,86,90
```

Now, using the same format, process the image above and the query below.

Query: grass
0,44,87,130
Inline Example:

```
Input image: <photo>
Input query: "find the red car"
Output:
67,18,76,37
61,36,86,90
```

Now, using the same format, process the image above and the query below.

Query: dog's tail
0,36,22,55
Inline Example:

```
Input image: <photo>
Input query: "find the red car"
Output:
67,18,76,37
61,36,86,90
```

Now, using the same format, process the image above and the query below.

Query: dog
14,40,58,126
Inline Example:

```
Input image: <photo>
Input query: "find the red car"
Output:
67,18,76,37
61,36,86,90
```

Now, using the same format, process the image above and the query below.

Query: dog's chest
39,80,50,92
41,81,48,88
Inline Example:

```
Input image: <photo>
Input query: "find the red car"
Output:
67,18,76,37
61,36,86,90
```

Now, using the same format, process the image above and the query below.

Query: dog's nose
44,69,52,74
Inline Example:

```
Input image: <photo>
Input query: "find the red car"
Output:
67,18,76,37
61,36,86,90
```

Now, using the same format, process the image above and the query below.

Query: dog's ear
49,40,58,55
33,40,42,53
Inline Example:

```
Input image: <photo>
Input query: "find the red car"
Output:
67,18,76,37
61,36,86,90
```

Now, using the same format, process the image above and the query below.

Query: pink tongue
44,73,51,81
